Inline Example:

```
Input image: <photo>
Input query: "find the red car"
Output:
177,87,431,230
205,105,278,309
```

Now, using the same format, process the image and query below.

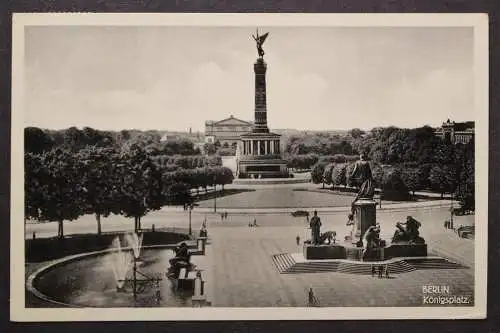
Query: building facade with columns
435,119,474,145
237,56,288,178
204,115,253,148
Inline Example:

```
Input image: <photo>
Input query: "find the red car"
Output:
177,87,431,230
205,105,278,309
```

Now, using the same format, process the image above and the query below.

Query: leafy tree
118,145,164,232
311,162,327,186
119,130,131,141
429,164,457,198
456,139,475,210
400,167,423,197
164,182,193,206
218,147,236,156
36,148,86,238
217,167,234,191
433,142,455,165
63,126,87,151
82,126,115,148
203,143,217,155
25,153,46,221
322,163,335,187
78,146,121,235
161,138,199,155
331,163,347,187
345,163,357,188
371,163,385,189
25,127,54,154
348,128,366,139
381,169,410,201
284,133,355,155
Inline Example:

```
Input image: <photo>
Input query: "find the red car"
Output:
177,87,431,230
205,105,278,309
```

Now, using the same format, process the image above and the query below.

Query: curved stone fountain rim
26,243,183,308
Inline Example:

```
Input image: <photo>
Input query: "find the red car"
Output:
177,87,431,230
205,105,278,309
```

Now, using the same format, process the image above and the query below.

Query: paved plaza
200,208,474,307
25,187,475,308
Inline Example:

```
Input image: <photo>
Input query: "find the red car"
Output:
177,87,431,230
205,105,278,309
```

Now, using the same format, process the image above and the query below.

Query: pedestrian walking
308,288,315,306
224,212,228,220
371,265,376,277
385,264,390,278
296,235,300,245
378,265,383,278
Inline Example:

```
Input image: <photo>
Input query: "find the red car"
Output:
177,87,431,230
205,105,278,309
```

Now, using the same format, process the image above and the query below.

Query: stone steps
336,260,416,275
406,258,466,270
271,254,466,275
271,253,296,273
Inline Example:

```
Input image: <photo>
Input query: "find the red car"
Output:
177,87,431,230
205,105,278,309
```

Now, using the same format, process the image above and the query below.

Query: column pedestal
351,199,377,245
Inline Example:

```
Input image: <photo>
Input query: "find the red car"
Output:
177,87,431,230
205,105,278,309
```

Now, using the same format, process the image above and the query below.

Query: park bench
455,225,475,238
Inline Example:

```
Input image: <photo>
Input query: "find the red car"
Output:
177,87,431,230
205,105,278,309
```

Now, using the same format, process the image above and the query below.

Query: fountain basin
27,245,198,308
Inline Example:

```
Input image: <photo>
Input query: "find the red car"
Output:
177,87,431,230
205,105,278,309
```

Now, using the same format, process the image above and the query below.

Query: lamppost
188,203,193,236
213,174,217,213
450,189,454,230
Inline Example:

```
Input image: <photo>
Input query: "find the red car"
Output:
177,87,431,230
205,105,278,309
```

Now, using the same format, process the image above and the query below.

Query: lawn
196,188,357,209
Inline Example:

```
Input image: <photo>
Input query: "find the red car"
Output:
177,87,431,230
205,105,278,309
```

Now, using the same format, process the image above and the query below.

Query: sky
24,26,474,132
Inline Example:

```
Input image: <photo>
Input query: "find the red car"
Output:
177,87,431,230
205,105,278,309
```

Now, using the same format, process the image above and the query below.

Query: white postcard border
10,13,488,321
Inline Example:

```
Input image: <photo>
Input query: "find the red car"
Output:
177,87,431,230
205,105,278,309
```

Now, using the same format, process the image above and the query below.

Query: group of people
248,218,259,227
371,264,390,279
220,212,229,221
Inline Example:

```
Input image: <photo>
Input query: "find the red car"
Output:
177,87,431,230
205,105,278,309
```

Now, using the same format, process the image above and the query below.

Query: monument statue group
304,152,427,261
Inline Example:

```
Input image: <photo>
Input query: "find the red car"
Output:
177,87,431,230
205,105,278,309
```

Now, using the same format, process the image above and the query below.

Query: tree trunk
58,220,64,239
95,213,102,235
134,216,141,232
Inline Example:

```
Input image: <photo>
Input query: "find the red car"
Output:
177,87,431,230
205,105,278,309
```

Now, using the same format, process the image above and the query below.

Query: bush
26,231,190,262
381,170,410,201
322,163,335,185
311,162,328,184
217,147,236,156
331,163,347,187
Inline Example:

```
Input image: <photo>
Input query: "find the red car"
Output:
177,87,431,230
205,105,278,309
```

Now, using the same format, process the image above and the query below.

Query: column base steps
271,253,467,275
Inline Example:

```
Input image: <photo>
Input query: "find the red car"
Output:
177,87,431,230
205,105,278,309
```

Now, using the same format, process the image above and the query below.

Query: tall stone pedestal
351,199,377,245
237,56,289,179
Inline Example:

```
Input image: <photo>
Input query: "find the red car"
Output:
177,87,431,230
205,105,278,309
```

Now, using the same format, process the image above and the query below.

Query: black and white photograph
11,13,488,321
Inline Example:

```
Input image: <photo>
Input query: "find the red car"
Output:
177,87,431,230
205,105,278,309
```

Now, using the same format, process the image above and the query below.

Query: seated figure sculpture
167,242,192,278
391,216,425,244
362,224,386,260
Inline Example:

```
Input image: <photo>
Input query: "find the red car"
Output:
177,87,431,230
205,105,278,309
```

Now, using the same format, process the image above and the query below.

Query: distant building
204,115,253,148
160,134,180,142
435,119,474,145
